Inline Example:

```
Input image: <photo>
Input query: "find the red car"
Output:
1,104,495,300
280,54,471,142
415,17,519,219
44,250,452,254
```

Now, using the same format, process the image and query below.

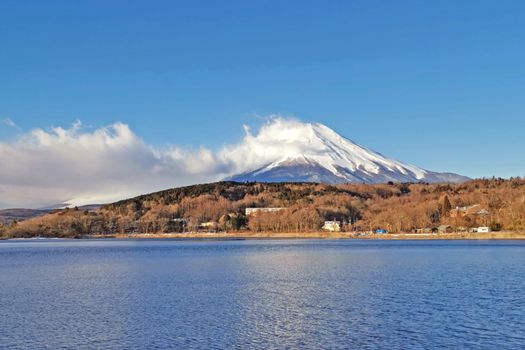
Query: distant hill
0,205,102,224
37,204,103,211
0,208,51,224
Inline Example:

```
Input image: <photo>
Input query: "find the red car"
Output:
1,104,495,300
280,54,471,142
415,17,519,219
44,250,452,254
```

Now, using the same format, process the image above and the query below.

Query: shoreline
3,232,525,241
96,231,525,240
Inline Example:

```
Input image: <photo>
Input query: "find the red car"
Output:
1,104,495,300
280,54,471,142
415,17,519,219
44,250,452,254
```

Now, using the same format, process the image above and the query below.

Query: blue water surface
0,239,524,349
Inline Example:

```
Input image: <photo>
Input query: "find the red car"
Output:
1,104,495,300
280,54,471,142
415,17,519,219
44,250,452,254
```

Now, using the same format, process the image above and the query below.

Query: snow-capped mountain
228,122,469,184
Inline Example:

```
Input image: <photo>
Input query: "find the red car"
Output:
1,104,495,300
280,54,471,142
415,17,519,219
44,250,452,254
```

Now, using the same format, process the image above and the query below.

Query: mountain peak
228,121,469,184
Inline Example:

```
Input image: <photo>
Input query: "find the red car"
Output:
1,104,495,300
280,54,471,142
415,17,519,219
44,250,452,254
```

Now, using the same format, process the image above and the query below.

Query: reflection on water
0,239,524,349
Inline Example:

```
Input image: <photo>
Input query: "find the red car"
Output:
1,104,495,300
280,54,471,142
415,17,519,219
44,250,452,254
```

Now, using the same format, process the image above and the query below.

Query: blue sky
1,0,524,180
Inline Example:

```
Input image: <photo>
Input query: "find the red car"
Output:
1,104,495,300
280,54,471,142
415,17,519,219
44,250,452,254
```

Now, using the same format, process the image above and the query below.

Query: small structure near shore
322,221,341,232
438,225,453,234
415,228,433,234
199,221,218,231
476,226,491,233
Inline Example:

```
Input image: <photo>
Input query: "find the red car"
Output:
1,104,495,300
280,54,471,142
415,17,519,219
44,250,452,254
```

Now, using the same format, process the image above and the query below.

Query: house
476,226,491,233
415,228,433,234
199,221,217,230
322,221,341,232
245,207,285,216
375,229,388,234
450,204,490,218
438,225,452,234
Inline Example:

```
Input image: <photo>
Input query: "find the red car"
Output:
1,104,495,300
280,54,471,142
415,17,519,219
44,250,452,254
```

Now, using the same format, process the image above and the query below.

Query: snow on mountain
228,122,469,184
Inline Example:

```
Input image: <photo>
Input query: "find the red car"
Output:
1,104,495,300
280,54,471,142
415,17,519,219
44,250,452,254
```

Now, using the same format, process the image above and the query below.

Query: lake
0,239,524,349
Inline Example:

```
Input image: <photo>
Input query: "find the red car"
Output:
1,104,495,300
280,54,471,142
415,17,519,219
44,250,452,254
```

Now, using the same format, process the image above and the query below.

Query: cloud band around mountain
0,117,312,208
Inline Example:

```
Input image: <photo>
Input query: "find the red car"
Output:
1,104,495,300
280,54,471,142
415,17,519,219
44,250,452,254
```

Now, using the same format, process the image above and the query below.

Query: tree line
2,178,525,238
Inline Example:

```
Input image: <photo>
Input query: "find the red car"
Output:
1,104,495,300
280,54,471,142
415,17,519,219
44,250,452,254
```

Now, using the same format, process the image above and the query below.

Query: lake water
0,239,524,349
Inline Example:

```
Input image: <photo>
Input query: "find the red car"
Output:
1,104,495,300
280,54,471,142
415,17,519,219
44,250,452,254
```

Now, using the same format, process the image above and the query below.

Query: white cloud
2,118,20,129
0,122,227,208
219,116,325,173
0,116,319,208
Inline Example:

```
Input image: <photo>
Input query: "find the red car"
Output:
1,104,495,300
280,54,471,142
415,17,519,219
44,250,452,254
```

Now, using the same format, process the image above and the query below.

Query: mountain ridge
229,122,469,184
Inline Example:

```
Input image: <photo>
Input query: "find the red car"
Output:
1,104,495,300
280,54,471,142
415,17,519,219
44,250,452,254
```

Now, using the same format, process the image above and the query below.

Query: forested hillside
2,178,525,238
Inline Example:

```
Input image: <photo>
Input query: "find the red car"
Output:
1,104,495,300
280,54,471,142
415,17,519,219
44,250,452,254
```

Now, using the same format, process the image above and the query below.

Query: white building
476,226,491,233
245,207,285,216
322,221,341,232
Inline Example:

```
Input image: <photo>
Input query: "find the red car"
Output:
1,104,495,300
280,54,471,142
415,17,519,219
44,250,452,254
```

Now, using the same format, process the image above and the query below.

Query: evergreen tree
439,195,452,217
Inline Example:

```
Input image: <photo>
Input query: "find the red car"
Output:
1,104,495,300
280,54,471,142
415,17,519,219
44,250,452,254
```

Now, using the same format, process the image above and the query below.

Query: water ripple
0,239,524,349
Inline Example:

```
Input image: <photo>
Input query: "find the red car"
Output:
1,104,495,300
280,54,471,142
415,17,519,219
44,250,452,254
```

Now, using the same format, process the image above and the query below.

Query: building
450,204,490,218
199,221,217,230
476,226,491,233
415,228,433,234
438,225,452,234
375,229,388,234
322,221,341,232
245,207,285,216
